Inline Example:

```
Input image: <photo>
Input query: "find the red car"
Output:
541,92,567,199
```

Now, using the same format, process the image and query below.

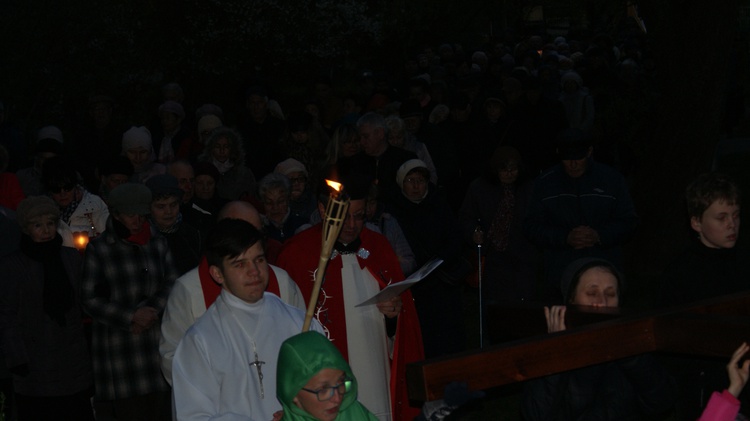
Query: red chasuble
277,224,424,421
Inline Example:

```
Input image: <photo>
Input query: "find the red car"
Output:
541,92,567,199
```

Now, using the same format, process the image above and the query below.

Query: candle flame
325,179,342,192
74,232,89,250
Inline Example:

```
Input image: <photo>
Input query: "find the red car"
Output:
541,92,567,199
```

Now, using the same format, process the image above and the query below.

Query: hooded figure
277,331,377,421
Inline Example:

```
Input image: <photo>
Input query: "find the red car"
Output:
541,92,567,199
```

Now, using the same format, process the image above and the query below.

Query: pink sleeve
697,390,740,421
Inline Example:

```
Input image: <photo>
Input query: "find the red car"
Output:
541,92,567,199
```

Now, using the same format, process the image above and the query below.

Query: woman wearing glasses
276,331,377,421
41,155,109,249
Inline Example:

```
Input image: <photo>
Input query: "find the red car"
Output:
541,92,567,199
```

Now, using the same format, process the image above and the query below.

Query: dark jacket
522,355,676,421
524,159,638,297
0,244,92,396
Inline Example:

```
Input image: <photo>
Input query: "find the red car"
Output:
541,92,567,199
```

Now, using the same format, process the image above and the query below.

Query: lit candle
73,231,89,251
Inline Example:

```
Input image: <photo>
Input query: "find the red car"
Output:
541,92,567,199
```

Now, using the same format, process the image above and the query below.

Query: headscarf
277,331,377,421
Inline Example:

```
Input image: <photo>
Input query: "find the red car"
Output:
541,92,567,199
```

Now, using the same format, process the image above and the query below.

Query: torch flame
325,179,342,192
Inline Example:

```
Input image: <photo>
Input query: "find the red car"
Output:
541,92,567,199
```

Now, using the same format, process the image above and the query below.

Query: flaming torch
302,179,350,331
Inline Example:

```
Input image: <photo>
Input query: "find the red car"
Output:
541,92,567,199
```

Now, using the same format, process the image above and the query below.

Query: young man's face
150,196,180,231
210,241,269,304
691,200,740,249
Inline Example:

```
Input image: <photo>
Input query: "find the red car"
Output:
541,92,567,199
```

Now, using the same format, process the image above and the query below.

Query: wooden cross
406,291,750,401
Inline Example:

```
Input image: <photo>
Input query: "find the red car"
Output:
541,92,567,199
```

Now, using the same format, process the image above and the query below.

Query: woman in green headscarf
276,331,377,421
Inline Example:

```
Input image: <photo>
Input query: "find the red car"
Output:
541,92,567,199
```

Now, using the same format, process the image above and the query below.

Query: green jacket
277,331,378,421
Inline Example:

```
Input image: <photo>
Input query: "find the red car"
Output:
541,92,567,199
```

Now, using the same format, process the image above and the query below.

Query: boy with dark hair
172,218,322,421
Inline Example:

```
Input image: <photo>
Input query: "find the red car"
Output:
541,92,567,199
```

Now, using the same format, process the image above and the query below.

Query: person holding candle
0,196,94,420
41,155,109,249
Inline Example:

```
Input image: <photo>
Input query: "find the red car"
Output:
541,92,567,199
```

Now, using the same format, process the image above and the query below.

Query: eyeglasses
49,184,76,194
301,378,352,401
345,211,366,222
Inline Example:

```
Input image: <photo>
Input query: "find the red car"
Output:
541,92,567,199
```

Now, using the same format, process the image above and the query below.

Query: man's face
691,200,740,249
561,148,592,178
114,212,146,235
169,165,195,203
150,196,180,230
210,242,269,304
358,124,386,157
338,199,366,245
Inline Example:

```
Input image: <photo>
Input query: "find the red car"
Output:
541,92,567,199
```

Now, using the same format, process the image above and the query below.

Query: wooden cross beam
406,291,750,402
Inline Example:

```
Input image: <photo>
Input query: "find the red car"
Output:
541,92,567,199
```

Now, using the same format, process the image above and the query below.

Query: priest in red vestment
277,176,424,421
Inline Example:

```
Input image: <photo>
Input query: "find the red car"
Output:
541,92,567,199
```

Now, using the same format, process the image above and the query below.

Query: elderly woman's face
402,170,428,202
126,147,151,170
114,212,146,235
571,267,619,308
287,171,307,200
27,215,57,243
212,137,231,163
262,188,289,224
387,129,406,148
194,174,216,200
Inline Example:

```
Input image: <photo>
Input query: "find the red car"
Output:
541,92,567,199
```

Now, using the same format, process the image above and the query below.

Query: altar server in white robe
160,201,304,385
172,218,323,421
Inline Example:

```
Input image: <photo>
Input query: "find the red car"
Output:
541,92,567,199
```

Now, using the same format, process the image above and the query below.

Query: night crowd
0,27,748,421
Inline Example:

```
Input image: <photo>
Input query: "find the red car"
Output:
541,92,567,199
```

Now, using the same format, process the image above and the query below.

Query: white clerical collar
221,289,265,314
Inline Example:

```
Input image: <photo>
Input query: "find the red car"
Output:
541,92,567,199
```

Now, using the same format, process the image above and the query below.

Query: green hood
277,331,376,420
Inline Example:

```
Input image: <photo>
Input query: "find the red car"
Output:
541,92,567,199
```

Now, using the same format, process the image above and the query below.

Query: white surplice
340,254,392,421
172,290,322,421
